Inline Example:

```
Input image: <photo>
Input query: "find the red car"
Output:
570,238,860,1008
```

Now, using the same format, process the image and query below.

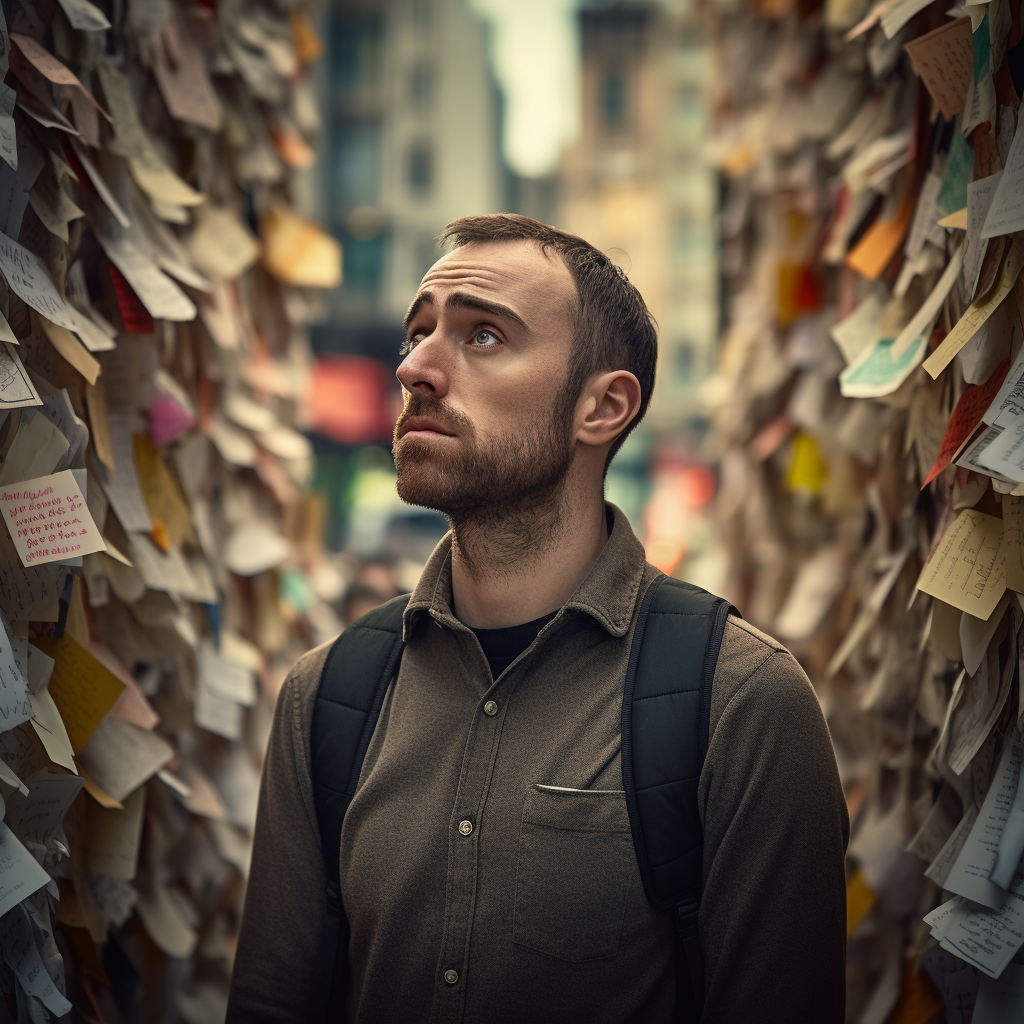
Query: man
227,215,849,1023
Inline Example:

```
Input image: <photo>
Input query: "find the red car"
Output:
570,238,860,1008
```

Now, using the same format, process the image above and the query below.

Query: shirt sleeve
698,630,850,1024
226,643,336,1024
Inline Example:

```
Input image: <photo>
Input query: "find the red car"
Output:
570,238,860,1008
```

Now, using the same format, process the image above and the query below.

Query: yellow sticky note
32,635,124,753
916,510,1007,621
785,432,829,495
846,868,876,938
132,433,194,551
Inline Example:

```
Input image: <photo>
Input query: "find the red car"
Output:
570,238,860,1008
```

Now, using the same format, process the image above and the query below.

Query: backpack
310,573,736,1023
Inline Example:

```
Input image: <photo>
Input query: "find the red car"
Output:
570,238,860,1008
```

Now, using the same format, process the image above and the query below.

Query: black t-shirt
470,610,557,680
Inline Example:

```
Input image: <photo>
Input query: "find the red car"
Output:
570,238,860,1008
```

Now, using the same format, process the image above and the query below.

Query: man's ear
575,370,642,448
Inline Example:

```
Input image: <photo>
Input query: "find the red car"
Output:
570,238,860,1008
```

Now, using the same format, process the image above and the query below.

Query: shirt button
444,969,459,985
458,819,474,836
483,700,498,716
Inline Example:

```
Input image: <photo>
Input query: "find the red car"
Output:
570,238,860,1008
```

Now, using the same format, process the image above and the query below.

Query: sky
468,0,580,178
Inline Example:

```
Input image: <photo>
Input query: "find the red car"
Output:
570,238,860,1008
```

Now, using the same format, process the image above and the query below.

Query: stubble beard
393,395,577,577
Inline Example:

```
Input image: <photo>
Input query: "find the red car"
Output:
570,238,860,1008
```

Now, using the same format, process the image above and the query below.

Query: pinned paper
0,821,50,916
904,18,974,120
32,634,124,752
0,470,105,567
916,510,1007,620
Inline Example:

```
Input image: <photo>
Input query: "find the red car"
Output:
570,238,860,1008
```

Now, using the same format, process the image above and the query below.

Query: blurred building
559,0,718,432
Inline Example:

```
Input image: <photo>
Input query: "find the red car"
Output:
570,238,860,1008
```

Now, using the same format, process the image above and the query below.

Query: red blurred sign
306,356,395,444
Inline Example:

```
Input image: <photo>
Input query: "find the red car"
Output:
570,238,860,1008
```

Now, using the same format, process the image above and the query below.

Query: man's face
393,239,579,523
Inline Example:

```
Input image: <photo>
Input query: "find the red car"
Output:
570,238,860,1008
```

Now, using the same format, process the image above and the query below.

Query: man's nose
396,333,450,397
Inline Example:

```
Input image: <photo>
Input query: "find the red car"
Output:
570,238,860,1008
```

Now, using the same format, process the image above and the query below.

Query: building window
333,120,382,207
409,61,433,114
408,141,433,195
601,69,628,132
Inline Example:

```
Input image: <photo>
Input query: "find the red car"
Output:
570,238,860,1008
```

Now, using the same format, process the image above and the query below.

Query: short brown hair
439,214,657,467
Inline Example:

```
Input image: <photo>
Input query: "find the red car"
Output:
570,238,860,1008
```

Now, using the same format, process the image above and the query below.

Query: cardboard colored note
77,715,172,803
846,196,915,281
983,115,1024,238
186,205,261,282
916,510,1007,620
8,36,109,121
924,240,1024,377
85,784,144,879
33,634,124,752
0,470,105,567
151,27,222,133
923,359,1011,485
37,316,100,386
0,903,71,1017
905,18,974,120
0,821,50,916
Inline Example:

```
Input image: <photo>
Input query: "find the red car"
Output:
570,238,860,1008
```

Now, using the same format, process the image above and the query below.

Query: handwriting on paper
0,470,105,566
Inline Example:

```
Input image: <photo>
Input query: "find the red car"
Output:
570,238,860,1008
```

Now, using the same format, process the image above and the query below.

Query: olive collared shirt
227,506,849,1024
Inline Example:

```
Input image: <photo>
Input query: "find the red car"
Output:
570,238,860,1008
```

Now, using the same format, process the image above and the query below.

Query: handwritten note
905,18,974,120
974,963,1024,1022
983,116,1024,238
77,715,172,802
0,231,77,333
0,821,50,917
964,173,1001,302
0,470,105,567
916,510,1007,620
4,771,83,844
0,903,71,1016
8,35,109,121
32,634,124,752
85,784,144,879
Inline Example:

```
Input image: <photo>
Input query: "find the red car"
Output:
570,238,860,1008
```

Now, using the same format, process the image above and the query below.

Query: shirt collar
402,503,649,641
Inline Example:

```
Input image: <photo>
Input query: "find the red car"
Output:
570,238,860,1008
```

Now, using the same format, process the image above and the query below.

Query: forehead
415,239,576,324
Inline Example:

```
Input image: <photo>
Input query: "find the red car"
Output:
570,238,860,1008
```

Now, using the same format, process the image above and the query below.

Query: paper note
933,885,1024,978
839,334,926,398
881,0,937,36
924,240,1024,378
974,963,1024,1023
963,14,996,137
0,231,78,334
33,634,124,752
946,725,1023,907
186,205,261,282
846,196,915,281
30,687,75,773
150,26,222,132
132,433,194,550
0,618,31,738
830,286,888,365
8,35,109,121
893,240,965,359
77,715,172,803
199,641,257,706
905,18,974,120
983,116,1024,238
0,470,105,567
964,173,1001,303
85,784,144,879
4,771,83,844
194,681,243,741
95,415,152,534
0,903,71,1017
261,205,341,289
939,132,977,217
55,0,110,31
916,510,1007,620
37,315,100,386
0,413,69,488
0,820,50,917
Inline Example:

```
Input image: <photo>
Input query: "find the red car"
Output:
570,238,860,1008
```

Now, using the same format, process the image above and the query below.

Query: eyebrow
402,291,529,334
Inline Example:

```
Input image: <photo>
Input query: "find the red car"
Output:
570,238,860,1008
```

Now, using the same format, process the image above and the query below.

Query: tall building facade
559,0,718,431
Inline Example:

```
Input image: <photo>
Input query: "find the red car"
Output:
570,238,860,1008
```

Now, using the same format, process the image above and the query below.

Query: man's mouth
398,416,456,439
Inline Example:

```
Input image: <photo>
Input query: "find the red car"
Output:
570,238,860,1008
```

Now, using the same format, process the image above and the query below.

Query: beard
393,392,576,541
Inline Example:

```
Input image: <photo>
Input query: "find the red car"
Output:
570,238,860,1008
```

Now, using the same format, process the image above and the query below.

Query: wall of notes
0,1,340,1021
706,0,1024,1016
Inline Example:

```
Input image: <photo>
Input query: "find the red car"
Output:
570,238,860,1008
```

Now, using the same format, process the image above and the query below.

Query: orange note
847,196,916,280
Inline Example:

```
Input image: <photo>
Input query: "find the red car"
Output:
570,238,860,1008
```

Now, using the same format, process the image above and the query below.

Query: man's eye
471,329,500,348
400,332,426,356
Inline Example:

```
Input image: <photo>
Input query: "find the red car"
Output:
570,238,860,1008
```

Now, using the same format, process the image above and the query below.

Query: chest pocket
512,784,633,963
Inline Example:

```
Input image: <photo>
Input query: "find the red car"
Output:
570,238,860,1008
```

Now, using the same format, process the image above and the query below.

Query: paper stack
705,0,1024,1017
0,2,342,1021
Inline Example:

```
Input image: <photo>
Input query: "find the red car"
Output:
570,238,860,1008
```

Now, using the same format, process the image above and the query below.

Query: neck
449,477,610,629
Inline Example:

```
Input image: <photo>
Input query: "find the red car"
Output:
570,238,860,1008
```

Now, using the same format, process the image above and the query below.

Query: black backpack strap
310,593,411,1023
621,574,737,1022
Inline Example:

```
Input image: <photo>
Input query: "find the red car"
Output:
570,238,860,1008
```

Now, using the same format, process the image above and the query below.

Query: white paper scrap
0,903,71,1017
